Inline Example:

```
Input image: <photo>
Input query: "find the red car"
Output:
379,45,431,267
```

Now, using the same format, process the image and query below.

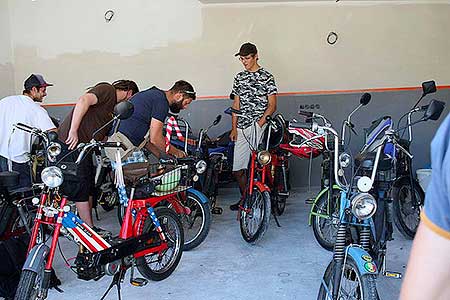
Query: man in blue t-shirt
400,112,450,299
117,80,196,158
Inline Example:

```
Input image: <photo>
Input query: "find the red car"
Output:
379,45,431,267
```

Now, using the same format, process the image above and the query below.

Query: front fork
28,193,67,297
332,223,347,299
331,223,373,299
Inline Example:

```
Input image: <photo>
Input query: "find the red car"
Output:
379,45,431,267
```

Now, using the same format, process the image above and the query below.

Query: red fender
253,180,270,193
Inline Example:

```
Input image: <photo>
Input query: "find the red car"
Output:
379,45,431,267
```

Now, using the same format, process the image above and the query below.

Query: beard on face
169,99,183,114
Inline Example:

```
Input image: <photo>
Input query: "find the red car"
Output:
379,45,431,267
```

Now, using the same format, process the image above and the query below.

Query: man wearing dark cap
229,42,278,211
0,74,56,188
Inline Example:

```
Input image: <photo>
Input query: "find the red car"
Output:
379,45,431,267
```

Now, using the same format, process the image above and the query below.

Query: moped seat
0,171,20,188
354,152,392,171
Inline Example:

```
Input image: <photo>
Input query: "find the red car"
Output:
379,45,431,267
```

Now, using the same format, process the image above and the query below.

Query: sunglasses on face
183,90,196,100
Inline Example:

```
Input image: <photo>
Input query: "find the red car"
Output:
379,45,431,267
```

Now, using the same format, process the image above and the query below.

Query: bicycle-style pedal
383,271,402,279
278,191,289,197
130,277,148,287
305,198,314,205
212,207,223,215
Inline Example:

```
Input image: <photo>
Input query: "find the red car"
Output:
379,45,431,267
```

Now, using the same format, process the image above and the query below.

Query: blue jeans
0,155,32,189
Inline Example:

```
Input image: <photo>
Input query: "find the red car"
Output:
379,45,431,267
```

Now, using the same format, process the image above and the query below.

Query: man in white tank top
0,74,56,188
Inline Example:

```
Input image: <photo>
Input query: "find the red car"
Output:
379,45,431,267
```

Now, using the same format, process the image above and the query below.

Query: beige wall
5,0,450,103
0,0,15,98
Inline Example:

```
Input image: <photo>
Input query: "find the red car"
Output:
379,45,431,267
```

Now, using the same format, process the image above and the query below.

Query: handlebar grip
289,122,313,130
159,158,177,165
176,157,196,164
15,123,39,133
420,104,429,111
16,123,35,130
298,110,313,118
102,142,127,150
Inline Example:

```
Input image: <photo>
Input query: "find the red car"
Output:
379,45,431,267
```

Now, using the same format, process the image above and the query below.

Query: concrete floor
45,188,412,300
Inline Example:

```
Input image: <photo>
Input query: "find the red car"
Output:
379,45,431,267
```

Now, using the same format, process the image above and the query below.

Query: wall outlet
299,104,320,110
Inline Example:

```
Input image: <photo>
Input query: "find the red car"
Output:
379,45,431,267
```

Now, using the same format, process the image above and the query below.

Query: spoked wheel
311,189,340,251
272,166,288,216
14,258,46,300
272,193,287,216
117,204,126,225
239,187,271,244
393,181,424,239
136,207,184,281
177,192,211,251
317,259,378,300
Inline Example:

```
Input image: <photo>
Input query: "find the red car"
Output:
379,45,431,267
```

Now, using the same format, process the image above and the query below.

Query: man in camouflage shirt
229,42,278,211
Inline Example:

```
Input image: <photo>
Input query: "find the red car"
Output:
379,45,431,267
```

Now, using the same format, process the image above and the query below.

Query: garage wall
5,0,450,102
0,0,15,98
3,0,450,187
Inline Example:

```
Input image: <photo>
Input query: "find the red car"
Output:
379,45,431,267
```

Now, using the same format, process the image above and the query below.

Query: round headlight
257,150,271,165
47,142,62,157
41,166,64,188
339,152,351,168
195,160,207,174
351,193,377,220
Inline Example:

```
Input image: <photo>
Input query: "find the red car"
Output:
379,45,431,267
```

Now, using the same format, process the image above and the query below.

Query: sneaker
93,226,112,238
229,201,240,211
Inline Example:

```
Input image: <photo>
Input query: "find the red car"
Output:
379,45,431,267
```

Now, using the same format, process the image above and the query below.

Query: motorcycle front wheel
392,181,424,239
177,192,211,251
311,188,340,252
317,259,378,300
239,187,271,244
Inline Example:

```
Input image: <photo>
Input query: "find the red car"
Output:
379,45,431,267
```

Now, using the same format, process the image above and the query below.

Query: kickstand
94,207,100,221
272,212,281,227
100,267,125,300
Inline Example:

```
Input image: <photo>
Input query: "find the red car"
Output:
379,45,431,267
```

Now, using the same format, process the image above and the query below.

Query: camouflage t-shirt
232,68,277,129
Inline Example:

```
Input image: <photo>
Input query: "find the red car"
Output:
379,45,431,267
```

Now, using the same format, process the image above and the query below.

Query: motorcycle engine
75,252,104,281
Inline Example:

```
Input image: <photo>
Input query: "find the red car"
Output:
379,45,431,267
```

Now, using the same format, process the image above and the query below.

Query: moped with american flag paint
14,102,184,300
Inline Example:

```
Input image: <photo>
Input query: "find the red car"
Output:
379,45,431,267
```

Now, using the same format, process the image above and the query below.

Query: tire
179,192,211,251
117,204,126,225
239,188,271,244
14,267,45,300
136,207,184,281
317,258,378,300
392,181,424,239
311,188,340,252
272,167,287,216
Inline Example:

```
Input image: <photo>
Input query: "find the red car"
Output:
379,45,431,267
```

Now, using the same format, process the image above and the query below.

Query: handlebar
75,140,127,163
289,122,313,130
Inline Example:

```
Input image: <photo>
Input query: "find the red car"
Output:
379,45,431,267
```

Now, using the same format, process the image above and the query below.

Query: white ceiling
199,0,445,3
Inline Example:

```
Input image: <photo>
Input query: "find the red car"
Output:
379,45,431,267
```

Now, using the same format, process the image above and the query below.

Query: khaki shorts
232,123,266,171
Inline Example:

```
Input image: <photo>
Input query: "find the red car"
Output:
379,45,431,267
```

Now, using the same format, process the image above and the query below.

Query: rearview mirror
213,115,222,126
360,93,371,106
114,101,134,120
423,99,445,121
47,131,59,142
422,80,437,96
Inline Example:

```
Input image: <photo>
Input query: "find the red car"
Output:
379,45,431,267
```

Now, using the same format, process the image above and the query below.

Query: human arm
230,95,240,142
66,93,98,149
147,118,186,158
257,74,278,128
400,220,450,300
257,94,277,128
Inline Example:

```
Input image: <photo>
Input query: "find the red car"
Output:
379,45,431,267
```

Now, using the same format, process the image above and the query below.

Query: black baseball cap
234,42,258,57
24,74,53,90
